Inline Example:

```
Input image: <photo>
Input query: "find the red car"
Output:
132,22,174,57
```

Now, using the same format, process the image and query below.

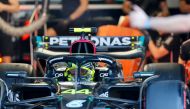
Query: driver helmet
64,63,95,81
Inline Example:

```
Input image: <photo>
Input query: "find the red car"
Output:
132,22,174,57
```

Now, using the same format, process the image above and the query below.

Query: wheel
143,63,186,109
145,80,185,109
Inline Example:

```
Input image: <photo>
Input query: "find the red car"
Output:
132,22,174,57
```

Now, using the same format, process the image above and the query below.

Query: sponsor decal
54,73,64,77
49,37,79,46
43,36,139,47
99,92,108,97
62,89,92,95
91,37,131,46
100,73,109,77
66,100,86,108
98,57,113,64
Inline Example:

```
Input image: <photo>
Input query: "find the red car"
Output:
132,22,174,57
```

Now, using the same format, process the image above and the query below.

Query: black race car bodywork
0,55,188,109
0,33,188,109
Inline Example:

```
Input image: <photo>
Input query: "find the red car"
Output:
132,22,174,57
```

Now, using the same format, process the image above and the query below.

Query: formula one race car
0,55,188,109
0,28,189,109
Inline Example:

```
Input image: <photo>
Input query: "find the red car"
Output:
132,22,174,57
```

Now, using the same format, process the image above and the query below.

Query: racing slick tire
144,63,188,109
145,80,185,109
144,63,185,81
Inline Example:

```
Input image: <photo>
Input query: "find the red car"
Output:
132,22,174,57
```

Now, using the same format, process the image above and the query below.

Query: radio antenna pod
69,27,97,39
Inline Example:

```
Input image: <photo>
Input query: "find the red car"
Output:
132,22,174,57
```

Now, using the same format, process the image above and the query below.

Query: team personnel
180,0,190,13
178,39,190,80
0,0,19,63
129,5,190,33
147,32,180,63
179,39,190,64
46,0,89,36
118,0,169,27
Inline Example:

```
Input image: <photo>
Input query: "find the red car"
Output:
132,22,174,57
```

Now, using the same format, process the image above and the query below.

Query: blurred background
3,0,189,65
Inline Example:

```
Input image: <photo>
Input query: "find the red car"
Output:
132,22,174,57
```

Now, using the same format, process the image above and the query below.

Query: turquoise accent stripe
139,36,145,46
36,36,43,47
